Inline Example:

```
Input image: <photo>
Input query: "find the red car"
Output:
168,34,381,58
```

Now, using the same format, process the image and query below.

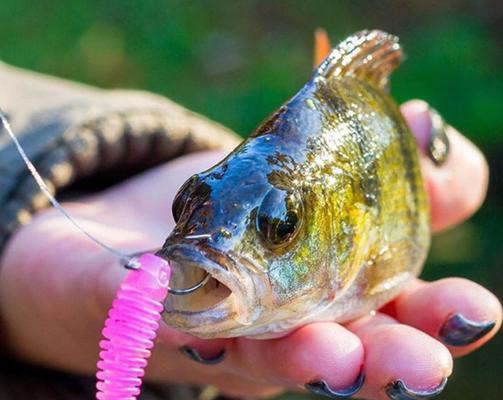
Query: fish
158,30,430,339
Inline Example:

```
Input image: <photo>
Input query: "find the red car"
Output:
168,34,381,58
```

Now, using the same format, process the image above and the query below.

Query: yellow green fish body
160,30,430,339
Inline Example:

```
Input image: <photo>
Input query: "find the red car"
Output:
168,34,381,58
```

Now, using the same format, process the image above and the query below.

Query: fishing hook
124,252,211,296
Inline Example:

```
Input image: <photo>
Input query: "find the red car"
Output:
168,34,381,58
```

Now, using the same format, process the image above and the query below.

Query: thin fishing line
0,109,131,262
0,109,212,293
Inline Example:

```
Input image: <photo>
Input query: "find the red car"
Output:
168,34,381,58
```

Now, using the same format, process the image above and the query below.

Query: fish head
160,137,339,339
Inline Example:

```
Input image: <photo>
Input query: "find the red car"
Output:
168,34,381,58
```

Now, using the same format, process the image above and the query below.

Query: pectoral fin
315,30,403,91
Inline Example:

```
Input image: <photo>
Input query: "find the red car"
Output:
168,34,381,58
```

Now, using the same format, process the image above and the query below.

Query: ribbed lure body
96,253,171,399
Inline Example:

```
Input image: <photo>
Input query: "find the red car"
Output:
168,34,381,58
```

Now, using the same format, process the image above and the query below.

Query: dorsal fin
315,30,403,91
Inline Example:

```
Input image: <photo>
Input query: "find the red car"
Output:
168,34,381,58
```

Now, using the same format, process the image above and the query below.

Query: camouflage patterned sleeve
0,62,241,252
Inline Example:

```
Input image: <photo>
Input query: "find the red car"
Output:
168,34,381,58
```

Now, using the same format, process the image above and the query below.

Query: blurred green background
0,0,501,399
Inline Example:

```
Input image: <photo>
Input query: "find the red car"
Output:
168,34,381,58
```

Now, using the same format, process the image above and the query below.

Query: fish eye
256,188,303,249
172,175,198,223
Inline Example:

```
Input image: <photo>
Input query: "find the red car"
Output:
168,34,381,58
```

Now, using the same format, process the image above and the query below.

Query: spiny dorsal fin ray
315,30,403,91
314,28,332,68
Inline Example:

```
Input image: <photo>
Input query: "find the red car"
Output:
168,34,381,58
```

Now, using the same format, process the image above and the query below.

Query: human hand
0,100,500,399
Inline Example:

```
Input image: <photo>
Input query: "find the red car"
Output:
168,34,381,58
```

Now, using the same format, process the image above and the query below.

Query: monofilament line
0,109,131,262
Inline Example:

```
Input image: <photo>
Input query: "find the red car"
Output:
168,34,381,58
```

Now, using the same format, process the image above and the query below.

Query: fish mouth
160,244,258,336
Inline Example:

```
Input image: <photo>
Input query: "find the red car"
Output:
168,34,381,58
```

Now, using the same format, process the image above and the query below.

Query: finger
347,313,453,399
148,345,283,398
228,322,365,395
393,278,502,357
401,100,488,232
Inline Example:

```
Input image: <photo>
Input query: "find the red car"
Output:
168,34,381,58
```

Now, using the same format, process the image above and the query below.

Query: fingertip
233,322,364,391
278,323,364,385
358,323,453,399
395,277,502,356
347,313,454,399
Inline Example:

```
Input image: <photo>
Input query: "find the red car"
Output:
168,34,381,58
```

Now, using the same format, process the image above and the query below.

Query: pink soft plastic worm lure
96,253,171,399
0,112,173,399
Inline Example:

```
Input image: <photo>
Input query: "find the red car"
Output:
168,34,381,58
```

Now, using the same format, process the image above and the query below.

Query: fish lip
161,243,256,333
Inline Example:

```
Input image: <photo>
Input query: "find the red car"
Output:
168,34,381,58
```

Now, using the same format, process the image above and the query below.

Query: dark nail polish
427,108,449,166
439,313,495,346
385,377,447,399
180,346,225,365
305,371,364,399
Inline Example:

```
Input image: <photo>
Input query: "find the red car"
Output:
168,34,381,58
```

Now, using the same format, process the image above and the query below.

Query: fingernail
305,371,365,399
179,346,225,365
404,102,449,166
385,377,447,399
427,107,450,166
439,313,496,346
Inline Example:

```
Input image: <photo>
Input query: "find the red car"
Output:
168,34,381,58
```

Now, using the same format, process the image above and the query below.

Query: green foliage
1,1,500,147
0,1,501,399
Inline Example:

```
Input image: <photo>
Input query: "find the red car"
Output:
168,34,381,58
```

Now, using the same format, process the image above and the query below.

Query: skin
0,100,501,399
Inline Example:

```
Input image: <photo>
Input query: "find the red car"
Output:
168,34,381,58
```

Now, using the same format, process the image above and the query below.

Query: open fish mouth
161,244,256,335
